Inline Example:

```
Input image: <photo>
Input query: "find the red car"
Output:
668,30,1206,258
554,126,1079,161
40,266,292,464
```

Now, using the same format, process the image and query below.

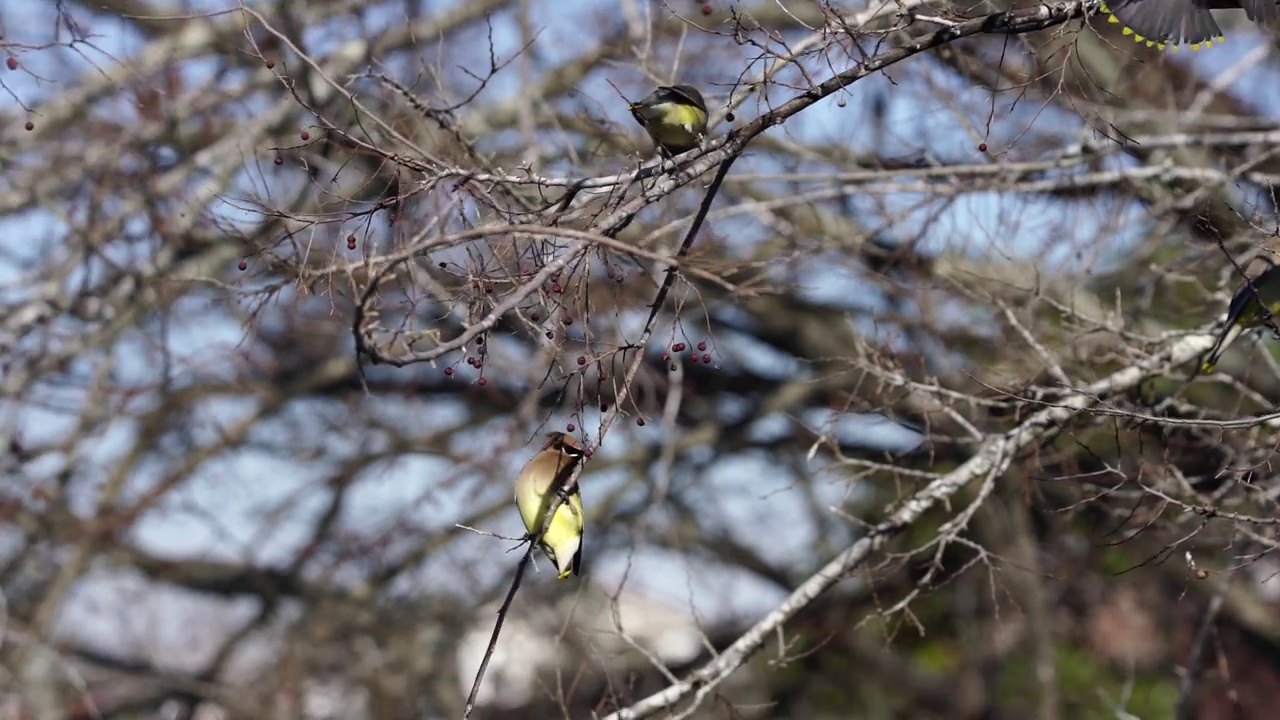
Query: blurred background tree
3,0,1280,718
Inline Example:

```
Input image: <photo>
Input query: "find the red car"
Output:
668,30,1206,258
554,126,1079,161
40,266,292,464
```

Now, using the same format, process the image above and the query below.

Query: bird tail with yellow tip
1099,0,1224,51
1100,0,1280,52
1194,321,1246,378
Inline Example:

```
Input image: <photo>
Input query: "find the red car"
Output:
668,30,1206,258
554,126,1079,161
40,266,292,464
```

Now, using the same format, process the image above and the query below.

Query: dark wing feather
570,532,582,576
1106,0,1224,46
664,85,707,114
1238,0,1280,20
1225,264,1280,328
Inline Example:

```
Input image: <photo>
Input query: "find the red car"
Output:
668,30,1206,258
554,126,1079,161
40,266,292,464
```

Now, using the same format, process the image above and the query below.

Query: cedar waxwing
514,432,587,579
1200,263,1280,374
628,85,709,157
1101,0,1279,50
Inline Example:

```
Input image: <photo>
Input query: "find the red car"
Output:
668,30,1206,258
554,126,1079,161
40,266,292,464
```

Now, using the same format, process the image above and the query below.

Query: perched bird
628,85,709,157
514,431,587,579
1101,0,1279,51
1200,263,1280,374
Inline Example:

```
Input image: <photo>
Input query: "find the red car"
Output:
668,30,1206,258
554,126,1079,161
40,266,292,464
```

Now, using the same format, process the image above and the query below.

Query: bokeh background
4,0,1280,718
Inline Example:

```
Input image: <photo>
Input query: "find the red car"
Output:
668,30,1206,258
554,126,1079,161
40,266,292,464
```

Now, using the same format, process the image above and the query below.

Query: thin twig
462,549,535,718
1175,570,1233,720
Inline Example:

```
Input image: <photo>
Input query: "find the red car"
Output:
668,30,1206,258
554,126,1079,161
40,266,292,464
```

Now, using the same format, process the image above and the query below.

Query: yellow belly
516,484,583,576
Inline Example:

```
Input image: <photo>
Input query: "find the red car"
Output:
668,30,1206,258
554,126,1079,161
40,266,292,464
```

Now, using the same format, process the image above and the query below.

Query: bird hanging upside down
514,431,587,579
1199,263,1280,375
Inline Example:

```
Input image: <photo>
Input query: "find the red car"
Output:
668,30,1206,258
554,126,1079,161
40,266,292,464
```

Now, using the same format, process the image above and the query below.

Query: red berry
530,311,540,321
6,56,17,71
238,259,247,271
551,283,562,294
661,352,669,361
300,130,310,141
563,315,573,326
702,3,712,15
444,367,453,376
725,112,735,122
265,58,275,69
475,336,485,345
273,156,282,165
24,121,34,131
477,377,487,386
697,342,707,351
637,418,646,426
584,448,593,458
577,356,586,365
347,234,357,250
702,353,712,363
978,142,988,152
672,343,686,352
567,423,576,432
